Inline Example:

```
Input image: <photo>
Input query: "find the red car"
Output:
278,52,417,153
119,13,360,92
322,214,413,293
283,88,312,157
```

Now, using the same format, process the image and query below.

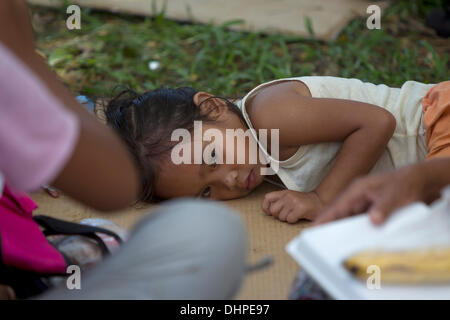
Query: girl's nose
223,170,238,190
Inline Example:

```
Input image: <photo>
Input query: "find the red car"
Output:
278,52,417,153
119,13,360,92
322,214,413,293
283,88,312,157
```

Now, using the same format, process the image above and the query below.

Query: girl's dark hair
104,87,243,203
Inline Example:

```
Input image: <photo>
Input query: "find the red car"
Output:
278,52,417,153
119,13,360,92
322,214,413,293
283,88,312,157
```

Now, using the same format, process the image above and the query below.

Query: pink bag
0,184,123,298
0,185,66,274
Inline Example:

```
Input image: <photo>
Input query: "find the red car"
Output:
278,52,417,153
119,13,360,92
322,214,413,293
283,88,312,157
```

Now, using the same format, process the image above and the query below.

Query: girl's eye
201,186,211,198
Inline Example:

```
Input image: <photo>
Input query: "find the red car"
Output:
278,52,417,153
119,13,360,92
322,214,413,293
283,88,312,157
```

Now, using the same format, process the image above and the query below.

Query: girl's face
154,93,266,200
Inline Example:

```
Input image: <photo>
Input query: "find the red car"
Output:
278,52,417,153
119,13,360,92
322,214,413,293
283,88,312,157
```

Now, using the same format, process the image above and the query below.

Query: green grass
31,0,449,98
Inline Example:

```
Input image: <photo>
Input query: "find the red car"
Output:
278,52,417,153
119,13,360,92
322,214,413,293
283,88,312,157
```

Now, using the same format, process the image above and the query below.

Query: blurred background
29,0,449,99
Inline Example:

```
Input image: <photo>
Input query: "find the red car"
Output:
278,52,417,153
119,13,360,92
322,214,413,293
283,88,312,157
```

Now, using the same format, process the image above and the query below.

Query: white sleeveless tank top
237,76,435,192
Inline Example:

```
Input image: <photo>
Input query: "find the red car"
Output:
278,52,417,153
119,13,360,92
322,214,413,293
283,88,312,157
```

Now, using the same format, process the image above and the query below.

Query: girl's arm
248,81,396,221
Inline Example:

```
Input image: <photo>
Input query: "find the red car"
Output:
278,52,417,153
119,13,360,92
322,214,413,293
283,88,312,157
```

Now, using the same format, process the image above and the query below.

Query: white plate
286,201,450,300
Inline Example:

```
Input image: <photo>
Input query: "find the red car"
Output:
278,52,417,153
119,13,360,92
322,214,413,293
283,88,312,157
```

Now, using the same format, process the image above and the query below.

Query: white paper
286,186,450,300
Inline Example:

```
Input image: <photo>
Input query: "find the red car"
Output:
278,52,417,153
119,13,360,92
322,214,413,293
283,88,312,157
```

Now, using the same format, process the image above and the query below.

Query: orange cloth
422,81,450,159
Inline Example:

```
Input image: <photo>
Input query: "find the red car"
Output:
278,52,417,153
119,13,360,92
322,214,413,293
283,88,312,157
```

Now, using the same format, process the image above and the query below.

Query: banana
344,247,450,284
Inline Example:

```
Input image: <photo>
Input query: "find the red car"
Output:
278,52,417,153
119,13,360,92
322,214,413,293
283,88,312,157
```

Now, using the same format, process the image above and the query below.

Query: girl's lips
245,168,256,191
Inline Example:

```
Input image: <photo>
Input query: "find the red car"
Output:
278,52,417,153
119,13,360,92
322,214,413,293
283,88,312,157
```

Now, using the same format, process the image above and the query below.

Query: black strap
33,215,123,256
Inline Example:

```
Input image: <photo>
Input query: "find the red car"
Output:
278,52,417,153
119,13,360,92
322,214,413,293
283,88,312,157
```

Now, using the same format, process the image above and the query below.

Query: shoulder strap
33,215,123,256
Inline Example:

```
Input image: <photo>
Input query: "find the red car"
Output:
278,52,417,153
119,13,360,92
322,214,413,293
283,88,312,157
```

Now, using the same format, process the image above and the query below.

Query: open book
286,187,450,299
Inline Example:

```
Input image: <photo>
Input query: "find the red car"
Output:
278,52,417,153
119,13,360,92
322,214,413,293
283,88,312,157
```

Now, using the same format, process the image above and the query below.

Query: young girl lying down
104,76,450,223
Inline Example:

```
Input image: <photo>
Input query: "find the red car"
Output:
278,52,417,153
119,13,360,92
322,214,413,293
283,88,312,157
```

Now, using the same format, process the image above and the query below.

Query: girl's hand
262,190,325,223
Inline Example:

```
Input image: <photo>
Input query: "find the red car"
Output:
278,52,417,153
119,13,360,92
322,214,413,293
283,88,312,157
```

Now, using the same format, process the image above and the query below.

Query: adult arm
315,158,450,225
0,1,139,211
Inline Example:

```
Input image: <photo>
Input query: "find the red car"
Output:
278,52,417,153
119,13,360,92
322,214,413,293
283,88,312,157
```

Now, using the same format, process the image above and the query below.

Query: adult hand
314,163,440,226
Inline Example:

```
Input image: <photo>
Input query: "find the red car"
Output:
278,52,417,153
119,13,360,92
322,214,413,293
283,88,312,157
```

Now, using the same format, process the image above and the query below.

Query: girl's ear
193,92,228,119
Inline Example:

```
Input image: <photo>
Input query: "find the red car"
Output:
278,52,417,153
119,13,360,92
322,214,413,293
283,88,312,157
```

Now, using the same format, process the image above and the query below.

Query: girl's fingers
261,197,271,214
278,207,291,222
264,191,286,202
286,211,301,224
262,191,286,214
268,200,284,217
